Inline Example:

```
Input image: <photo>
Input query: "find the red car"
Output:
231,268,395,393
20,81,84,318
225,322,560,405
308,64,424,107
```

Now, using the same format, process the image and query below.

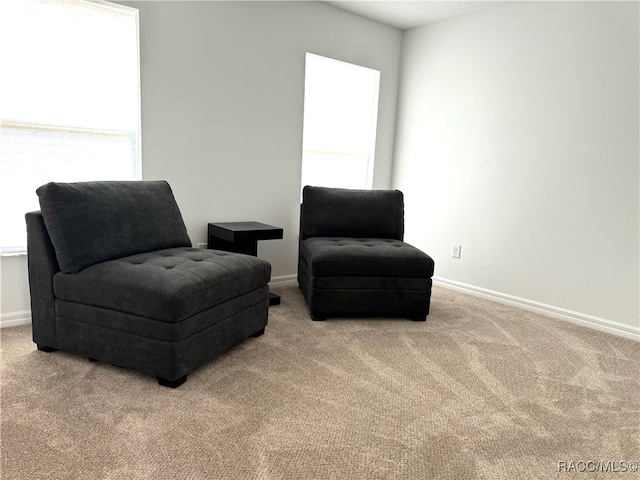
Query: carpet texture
1,286,638,479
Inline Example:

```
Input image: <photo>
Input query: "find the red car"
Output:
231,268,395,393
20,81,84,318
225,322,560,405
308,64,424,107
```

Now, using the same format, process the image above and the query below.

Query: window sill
1,251,27,257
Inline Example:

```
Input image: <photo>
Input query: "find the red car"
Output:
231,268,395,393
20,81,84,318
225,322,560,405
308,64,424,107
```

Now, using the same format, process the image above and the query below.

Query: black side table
207,222,284,306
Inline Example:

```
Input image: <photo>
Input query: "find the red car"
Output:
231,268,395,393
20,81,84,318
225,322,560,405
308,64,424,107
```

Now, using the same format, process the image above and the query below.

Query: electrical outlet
197,243,208,249
452,244,462,259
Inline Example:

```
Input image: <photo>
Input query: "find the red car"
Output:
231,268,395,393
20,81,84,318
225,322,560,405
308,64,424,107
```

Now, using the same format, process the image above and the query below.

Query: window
300,53,380,192
0,0,141,253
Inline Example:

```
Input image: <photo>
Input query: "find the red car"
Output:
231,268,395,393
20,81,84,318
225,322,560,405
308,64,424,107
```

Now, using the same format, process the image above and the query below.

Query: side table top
208,221,283,243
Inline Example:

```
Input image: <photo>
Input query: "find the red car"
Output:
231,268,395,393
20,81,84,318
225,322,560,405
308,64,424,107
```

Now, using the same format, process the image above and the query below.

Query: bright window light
0,0,141,253
300,53,380,192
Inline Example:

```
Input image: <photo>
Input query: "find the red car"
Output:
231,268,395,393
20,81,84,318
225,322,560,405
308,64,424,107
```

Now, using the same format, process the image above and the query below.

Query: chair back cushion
37,180,191,273
300,186,404,240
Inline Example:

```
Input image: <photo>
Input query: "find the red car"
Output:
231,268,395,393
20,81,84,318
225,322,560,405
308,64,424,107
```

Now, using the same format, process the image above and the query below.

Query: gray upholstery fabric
26,180,272,385
54,248,271,321
309,276,430,290
298,186,434,321
56,285,268,344
56,297,268,381
25,212,60,348
299,237,434,278
300,186,404,240
299,286,433,320
37,180,191,273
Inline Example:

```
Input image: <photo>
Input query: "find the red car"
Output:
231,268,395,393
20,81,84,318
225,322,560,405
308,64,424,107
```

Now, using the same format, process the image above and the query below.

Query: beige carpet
1,286,638,480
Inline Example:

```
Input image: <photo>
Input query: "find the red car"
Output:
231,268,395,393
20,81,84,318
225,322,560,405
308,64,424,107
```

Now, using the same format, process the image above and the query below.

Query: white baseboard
0,310,31,328
433,277,639,341
270,274,298,288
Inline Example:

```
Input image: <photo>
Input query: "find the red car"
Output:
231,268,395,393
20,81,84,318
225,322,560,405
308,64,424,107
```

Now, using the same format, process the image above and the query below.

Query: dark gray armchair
27,180,271,387
298,186,435,321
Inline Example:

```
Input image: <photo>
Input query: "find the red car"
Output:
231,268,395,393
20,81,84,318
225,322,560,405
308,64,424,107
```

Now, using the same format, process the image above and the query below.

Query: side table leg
269,292,281,306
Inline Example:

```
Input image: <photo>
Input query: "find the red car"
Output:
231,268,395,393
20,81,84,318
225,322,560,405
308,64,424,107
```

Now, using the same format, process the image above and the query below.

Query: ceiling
325,1,500,30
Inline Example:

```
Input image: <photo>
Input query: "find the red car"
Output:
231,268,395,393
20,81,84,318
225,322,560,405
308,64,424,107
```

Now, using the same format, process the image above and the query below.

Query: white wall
0,1,402,321
392,2,639,333
131,0,401,279
0,256,31,325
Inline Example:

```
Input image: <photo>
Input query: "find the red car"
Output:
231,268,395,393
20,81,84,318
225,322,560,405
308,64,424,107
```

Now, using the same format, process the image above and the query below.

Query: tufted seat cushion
299,237,435,278
53,247,271,322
